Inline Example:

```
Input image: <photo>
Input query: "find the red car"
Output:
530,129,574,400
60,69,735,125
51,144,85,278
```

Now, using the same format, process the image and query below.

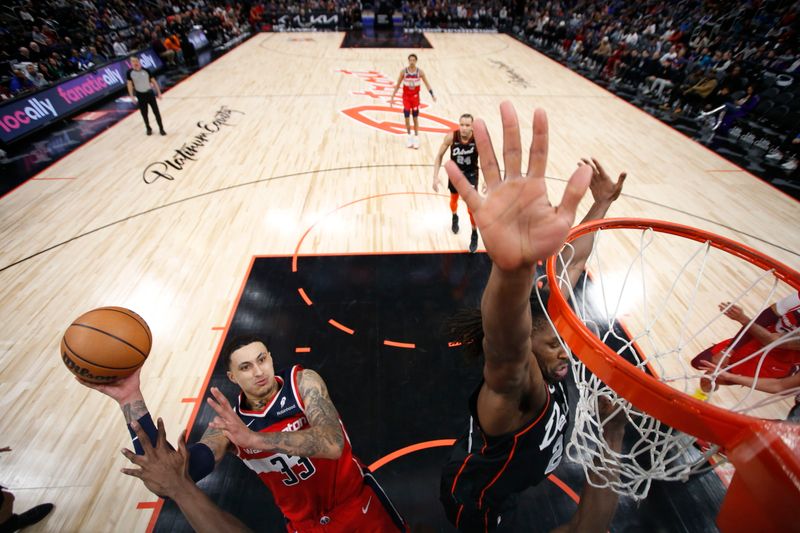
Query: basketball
61,307,151,383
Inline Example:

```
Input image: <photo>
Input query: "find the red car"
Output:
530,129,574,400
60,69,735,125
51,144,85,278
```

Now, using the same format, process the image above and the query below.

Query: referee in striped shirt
126,56,166,136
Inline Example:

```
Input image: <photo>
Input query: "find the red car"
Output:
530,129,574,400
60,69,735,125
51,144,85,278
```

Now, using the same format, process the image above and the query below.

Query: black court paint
152,253,723,532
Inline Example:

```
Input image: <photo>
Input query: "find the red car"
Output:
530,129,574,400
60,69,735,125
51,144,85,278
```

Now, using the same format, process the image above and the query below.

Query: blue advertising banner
188,28,210,51
0,49,163,144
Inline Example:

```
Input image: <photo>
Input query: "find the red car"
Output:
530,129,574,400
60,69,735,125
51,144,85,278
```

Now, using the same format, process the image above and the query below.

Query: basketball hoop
543,218,800,532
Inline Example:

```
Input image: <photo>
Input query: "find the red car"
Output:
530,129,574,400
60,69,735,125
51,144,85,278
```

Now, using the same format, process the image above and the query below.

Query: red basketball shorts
402,89,420,112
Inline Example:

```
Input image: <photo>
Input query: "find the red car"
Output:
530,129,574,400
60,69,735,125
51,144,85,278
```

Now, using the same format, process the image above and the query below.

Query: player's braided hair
445,307,484,360
445,289,551,360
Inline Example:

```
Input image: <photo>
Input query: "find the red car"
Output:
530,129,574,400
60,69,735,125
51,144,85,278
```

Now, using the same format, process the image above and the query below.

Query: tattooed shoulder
298,369,326,396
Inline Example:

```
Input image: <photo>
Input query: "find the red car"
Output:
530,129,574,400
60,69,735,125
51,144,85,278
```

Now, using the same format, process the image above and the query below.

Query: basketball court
0,32,798,532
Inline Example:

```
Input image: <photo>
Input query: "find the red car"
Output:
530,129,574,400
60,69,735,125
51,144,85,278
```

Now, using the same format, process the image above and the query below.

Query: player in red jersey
391,53,436,149
79,336,406,532
692,292,800,391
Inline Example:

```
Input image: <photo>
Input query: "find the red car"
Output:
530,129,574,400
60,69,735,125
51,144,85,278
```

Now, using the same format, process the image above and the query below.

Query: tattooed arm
207,370,345,460
76,368,161,455
77,367,150,422
198,427,233,464
122,419,252,533
78,366,227,483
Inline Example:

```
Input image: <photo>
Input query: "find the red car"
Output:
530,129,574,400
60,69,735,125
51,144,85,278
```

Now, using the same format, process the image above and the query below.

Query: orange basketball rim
546,218,800,533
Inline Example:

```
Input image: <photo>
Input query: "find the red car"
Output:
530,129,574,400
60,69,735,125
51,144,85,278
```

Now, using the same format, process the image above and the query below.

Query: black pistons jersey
441,381,569,531
451,132,478,183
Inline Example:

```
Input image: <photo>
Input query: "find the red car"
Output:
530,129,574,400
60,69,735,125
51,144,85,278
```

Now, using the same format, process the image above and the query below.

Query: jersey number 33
249,453,317,486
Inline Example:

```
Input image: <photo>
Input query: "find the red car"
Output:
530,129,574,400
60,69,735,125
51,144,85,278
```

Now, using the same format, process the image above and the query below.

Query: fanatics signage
0,49,164,144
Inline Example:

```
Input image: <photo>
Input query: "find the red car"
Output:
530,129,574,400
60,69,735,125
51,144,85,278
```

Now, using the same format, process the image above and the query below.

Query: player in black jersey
441,102,627,532
433,113,483,253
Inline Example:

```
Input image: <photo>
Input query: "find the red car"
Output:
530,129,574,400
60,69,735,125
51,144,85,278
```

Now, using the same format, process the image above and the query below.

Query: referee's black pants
135,90,164,132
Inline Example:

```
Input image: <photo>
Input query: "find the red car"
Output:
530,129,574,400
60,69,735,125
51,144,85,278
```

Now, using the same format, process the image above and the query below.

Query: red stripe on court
140,255,255,526
295,347,311,353
211,326,224,331
137,501,158,509
137,500,164,533
31,177,77,180
298,287,313,306
126,38,262,529
383,339,416,349
181,397,199,403
367,438,581,506
290,191,466,346
328,319,354,335
369,439,456,471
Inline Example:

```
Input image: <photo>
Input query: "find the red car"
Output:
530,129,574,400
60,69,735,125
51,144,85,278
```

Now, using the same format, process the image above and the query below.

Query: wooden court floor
0,33,798,531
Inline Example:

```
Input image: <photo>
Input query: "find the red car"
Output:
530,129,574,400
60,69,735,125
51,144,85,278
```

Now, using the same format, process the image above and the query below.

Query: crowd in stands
398,0,799,174
247,1,363,30
400,1,514,29
0,0,251,100
513,0,799,172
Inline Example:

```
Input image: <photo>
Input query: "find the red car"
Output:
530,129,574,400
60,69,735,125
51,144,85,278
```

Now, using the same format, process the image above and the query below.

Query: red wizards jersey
712,291,800,378
774,290,800,334
402,67,421,94
234,365,367,523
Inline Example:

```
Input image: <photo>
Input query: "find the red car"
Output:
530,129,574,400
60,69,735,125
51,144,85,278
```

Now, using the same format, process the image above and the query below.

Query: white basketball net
539,226,800,500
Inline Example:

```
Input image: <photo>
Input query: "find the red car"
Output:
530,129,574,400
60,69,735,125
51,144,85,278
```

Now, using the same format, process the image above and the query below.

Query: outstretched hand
446,102,591,271
719,301,748,324
698,360,735,385
121,417,188,499
207,387,256,450
579,157,627,204
597,395,626,444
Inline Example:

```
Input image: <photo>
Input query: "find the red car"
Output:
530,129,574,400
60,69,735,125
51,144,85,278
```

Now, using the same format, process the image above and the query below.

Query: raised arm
77,368,151,430
551,397,626,533
122,419,252,533
699,360,800,393
207,369,345,460
446,103,591,398
197,426,233,464
77,368,224,482
720,302,800,350
432,132,454,191
559,158,627,290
